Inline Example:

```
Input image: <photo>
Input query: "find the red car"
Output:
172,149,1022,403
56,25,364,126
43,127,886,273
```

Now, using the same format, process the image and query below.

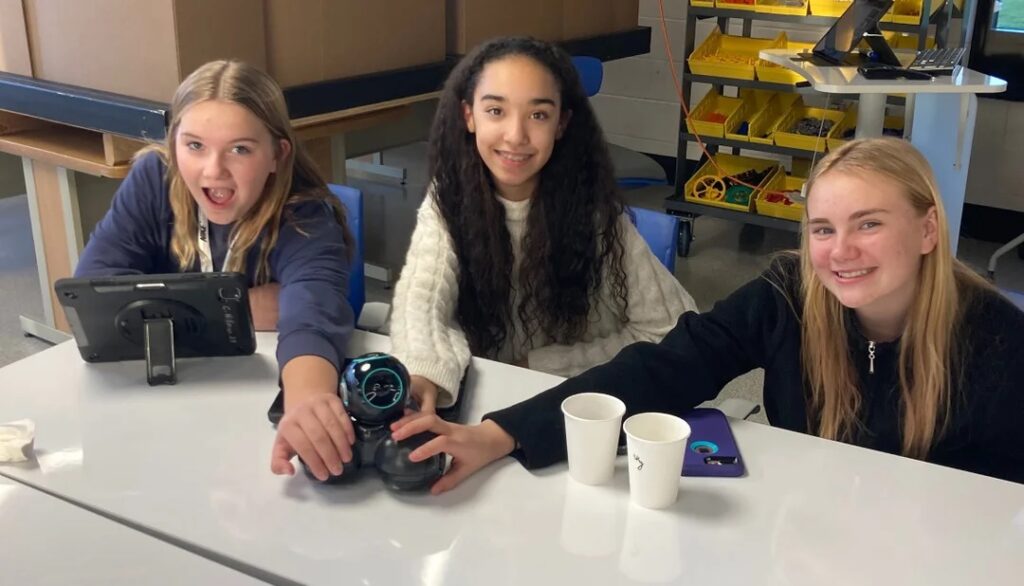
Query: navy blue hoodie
75,152,353,374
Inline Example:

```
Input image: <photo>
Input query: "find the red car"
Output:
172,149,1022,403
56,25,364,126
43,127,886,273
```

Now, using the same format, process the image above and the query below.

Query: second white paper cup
561,392,626,485
623,412,690,509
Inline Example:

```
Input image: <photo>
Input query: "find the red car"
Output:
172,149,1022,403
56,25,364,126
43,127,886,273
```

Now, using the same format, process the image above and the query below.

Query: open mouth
202,187,236,207
833,267,876,281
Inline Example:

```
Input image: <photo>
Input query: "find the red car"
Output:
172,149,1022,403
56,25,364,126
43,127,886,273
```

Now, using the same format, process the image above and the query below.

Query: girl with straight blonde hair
389,137,1024,494
77,60,360,483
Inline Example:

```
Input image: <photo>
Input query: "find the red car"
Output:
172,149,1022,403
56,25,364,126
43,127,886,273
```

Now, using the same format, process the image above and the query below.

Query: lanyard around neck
196,210,236,273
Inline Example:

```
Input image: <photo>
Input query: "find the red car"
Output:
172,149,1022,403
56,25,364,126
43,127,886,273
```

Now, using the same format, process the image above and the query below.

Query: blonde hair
799,137,991,459
139,60,351,284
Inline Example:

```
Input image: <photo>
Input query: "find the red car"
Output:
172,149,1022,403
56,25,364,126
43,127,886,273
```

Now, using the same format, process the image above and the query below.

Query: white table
758,49,1006,254
0,331,1022,585
0,475,265,585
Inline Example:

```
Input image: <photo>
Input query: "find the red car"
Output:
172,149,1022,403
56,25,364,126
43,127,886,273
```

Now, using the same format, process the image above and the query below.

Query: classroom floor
2,142,1022,425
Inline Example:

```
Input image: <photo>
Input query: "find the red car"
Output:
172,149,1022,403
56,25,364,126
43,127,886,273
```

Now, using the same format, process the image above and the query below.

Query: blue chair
328,184,365,321
572,56,604,98
628,206,679,273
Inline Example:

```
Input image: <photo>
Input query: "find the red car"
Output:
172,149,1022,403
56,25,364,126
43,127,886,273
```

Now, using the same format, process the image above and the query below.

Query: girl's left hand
250,282,281,331
389,412,516,495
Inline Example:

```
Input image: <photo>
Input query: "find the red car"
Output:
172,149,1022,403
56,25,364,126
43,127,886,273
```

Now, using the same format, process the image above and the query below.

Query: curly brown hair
427,37,629,357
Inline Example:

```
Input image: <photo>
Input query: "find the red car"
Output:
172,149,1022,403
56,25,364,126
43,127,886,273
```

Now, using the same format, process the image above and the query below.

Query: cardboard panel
612,0,640,31
24,0,180,100
0,0,33,76
266,0,445,88
447,0,562,54
172,0,266,82
23,0,265,102
264,0,323,88
321,1,444,81
563,0,613,41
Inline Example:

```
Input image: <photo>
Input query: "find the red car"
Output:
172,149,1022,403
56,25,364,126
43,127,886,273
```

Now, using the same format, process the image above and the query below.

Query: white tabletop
0,475,264,585
0,331,1022,585
758,49,1008,94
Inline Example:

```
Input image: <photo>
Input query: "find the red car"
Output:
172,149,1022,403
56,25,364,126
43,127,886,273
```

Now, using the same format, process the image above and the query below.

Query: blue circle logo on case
690,440,719,454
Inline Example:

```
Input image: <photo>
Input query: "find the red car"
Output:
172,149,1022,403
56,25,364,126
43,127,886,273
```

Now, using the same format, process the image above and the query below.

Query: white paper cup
622,413,690,509
561,392,626,485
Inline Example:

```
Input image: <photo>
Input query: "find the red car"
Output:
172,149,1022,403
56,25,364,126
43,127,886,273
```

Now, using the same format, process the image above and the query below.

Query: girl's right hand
270,391,355,481
389,413,516,495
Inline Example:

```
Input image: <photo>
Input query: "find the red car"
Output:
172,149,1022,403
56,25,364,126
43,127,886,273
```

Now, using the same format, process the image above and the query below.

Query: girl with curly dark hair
389,37,696,411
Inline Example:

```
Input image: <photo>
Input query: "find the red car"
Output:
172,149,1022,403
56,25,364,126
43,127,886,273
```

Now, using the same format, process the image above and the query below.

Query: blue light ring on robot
360,367,405,410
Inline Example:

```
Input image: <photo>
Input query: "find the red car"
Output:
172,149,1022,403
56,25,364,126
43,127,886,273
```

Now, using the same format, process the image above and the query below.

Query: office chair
328,184,365,319
328,184,390,331
987,232,1024,280
628,206,679,273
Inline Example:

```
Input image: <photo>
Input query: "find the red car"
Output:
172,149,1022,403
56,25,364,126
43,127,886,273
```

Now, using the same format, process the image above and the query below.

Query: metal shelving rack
665,2,964,256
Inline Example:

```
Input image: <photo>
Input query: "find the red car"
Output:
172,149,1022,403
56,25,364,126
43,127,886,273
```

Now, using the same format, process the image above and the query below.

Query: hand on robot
390,413,516,495
270,391,355,481
291,353,448,491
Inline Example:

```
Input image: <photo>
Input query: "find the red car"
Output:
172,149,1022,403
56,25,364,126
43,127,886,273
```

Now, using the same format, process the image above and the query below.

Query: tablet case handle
144,318,176,385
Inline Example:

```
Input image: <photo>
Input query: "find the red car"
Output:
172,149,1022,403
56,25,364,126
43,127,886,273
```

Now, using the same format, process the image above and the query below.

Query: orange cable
657,0,798,199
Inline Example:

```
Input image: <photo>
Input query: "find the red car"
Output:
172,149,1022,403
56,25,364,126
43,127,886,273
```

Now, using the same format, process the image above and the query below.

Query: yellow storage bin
718,0,759,11
773,101,846,152
891,0,945,25
747,92,800,145
724,89,776,141
688,27,775,81
809,0,852,16
756,33,815,84
791,157,813,178
684,153,780,213
689,0,715,7
826,109,906,151
757,173,806,222
755,0,809,15
740,87,777,109
687,90,744,138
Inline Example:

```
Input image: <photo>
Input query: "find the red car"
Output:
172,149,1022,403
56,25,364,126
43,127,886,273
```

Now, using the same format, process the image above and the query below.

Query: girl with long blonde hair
76,60,359,483
390,138,1024,494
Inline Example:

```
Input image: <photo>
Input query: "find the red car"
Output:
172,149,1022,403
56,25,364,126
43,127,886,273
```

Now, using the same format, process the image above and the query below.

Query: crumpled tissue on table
0,419,35,463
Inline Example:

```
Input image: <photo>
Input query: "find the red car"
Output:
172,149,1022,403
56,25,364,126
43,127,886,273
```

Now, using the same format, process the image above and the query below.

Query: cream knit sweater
389,194,698,407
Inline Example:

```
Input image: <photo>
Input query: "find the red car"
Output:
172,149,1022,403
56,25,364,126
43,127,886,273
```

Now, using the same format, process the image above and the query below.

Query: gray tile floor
2,142,1022,425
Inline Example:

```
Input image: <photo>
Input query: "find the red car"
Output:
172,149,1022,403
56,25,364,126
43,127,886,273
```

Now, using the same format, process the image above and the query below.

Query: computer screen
813,0,895,65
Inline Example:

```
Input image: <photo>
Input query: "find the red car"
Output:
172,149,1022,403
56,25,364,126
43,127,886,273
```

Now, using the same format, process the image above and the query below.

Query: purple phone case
681,408,745,477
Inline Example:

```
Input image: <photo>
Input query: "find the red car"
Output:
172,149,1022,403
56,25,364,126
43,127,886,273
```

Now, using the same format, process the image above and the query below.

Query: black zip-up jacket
486,258,1024,484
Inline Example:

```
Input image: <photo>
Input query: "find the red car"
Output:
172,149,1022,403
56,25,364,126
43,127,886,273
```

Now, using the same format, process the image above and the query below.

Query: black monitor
55,272,257,385
812,0,900,66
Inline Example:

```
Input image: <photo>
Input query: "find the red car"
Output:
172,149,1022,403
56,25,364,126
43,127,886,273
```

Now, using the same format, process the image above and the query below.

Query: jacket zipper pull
868,341,876,374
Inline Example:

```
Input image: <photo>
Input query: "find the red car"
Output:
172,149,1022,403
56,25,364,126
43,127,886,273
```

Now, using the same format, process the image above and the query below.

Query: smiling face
462,55,568,202
806,169,939,332
174,99,290,225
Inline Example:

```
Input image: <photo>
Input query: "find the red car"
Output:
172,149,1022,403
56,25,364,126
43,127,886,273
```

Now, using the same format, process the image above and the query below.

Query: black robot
303,352,446,491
